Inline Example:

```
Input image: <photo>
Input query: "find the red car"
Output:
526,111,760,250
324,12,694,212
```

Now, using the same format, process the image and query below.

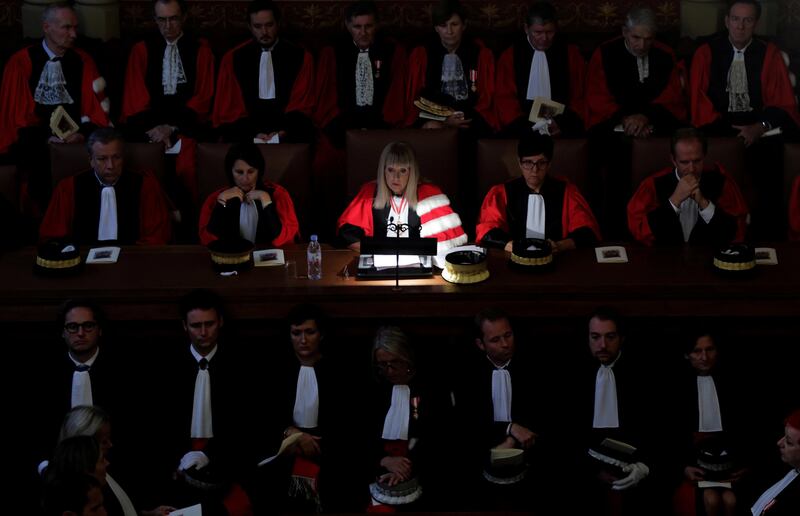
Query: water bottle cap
310,234,318,242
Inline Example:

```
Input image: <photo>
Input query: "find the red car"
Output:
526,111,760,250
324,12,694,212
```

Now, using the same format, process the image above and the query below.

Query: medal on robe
374,59,381,80
411,396,420,420
470,69,477,93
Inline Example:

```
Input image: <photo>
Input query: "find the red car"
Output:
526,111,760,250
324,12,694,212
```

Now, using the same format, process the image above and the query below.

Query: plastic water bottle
307,235,322,280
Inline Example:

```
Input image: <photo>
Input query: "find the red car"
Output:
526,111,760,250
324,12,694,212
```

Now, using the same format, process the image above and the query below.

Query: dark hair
57,299,105,330
46,435,101,482
247,0,281,23
224,143,266,188
682,327,720,356
41,473,102,516
86,128,124,157
287,303,327,336
152,0,187,16
671,127,708,156
727,0,761,20
345,0,378,23
588,306,625,336
517,132,554,160
179,289,225,321
474,307,510,341
432,0,465,26
526,1,557,26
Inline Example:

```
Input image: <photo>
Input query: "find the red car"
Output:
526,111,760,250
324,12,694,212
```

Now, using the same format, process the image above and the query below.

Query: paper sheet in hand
165,138,182,155
698,480,732,489
528,97,564,123
50,106,79,140
168,504,202,516
258,432,303,466
86,246,120,264
253,134,280,144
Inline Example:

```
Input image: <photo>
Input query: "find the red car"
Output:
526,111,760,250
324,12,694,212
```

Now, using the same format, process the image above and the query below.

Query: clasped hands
670,174,709,210
217,187,272,207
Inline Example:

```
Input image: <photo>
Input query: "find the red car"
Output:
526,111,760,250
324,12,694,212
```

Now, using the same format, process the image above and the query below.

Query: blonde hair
373,141,420,210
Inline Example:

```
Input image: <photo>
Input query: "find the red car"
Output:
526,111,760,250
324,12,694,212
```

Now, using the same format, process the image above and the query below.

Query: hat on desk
207,238,254,273
483,447,528,485
441,249,489,284
34,240,82,276
509,238,553,270
713,244,755,276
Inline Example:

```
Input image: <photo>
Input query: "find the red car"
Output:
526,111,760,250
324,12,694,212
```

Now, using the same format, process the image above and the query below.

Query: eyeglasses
519,159,550,170
64,321,98,334
375,359,407,372
155,15,182,25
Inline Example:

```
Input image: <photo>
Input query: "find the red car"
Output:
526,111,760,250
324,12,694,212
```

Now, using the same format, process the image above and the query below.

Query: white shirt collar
42,39,58,60
730,38,753,53
94,171,119,188
165,32,184,46
486,355,511,370
190,344,218,363
69,347,99,367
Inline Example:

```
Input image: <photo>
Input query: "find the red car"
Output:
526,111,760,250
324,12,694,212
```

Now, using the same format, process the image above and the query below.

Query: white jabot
98,185,118,241
441,53,468,101
190,345,217,438
293,365,319,428
491,358,512,422
355,50,374,107
259,48,276,100
751,469,798,516
239,200,259,243
526,50,551,100
728,42,752,113
525,194,546,239
593,359,620,428
34,40,75,105
69,348,99,408
382,384,410,440
106,473,137,516
162,35,187,95
697,376,723,432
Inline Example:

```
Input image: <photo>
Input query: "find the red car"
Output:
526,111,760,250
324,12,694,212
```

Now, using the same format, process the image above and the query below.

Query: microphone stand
386,218,410,291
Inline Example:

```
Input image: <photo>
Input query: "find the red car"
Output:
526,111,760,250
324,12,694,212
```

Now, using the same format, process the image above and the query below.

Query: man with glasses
476,132,600,253
627,127,748,246
689,0,799,240
33,299,127,478
120,0,215,208
39,127,171,245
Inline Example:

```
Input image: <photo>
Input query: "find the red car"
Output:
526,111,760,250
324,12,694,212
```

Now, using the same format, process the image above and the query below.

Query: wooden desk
3,244,799,322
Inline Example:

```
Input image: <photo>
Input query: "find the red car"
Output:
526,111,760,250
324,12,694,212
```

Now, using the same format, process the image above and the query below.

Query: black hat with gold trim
34,240,82,276
207,238,254,272
441,249,489,284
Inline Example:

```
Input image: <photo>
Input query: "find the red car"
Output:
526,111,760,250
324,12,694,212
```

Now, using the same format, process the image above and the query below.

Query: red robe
585,37,686,130
313,38,407,130
627,165,747,246
211,39,315,128
689,38,800,129
475,175,600,246
0,44,110,153
198,184,299,247
337,181,467,255
404,40,497,130
789,176,800,241
121,36,215,203
494,38,586,133
39,170,171,245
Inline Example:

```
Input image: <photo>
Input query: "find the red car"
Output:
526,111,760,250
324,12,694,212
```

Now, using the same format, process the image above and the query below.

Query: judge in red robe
688,1,798,241
314,1,407,147
0,4,109,205
494,1,586,138
627,129,747,247
404,0,497,135
39,129,171,245
211,0,315,143
337,141,467,259
198,143,298,247
477,132,600,252
789,176,800,241
120,0,215,205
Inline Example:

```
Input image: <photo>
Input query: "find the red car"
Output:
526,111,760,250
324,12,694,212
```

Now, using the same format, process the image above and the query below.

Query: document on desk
372,254,422,269
169,504,202,516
